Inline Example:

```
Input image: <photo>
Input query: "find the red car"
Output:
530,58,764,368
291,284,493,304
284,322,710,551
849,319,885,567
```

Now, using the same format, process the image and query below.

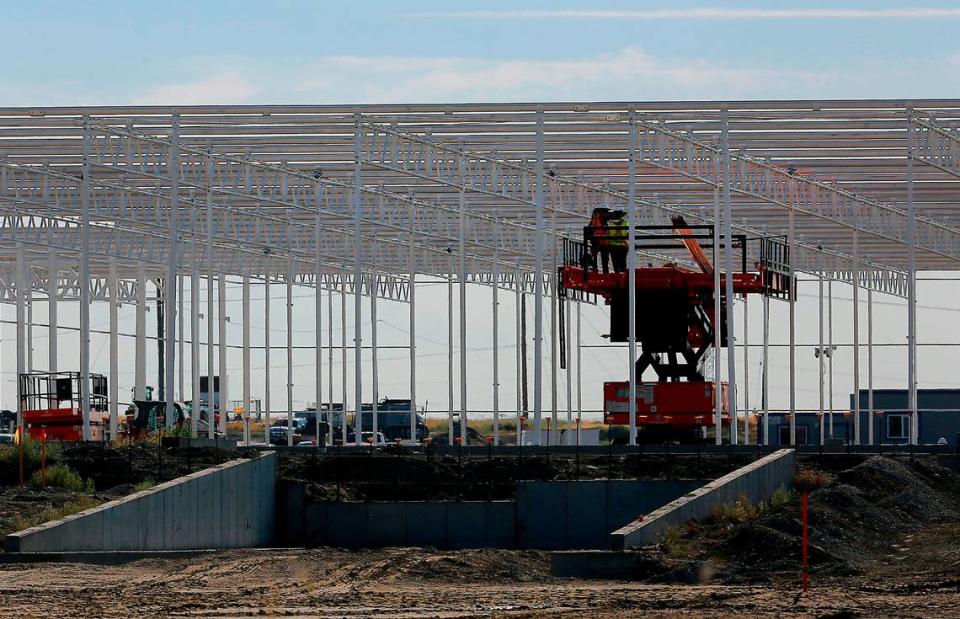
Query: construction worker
607,209,629,273
587,207,610,273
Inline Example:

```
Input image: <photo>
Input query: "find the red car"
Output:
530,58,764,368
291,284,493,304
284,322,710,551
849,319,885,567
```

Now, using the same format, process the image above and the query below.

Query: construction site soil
0,454,956,616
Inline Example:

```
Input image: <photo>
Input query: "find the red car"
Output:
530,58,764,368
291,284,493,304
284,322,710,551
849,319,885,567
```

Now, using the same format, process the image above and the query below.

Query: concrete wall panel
610,449,796,550
5,453,277,553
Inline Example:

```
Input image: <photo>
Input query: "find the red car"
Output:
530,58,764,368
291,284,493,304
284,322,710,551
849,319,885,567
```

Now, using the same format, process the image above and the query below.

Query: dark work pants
611,248,627,273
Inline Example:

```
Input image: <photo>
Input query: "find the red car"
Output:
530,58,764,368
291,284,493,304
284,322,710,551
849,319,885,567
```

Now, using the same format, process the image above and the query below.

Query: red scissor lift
560,216,791,442
18,371,110,441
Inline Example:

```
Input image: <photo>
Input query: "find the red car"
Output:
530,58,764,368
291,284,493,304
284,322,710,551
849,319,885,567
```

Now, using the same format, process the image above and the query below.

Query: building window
887,414,909,439
779,425,808,445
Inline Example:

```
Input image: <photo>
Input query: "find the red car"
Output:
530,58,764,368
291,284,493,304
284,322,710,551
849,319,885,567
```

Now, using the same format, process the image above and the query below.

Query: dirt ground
0,455,957,616
0,537,957,618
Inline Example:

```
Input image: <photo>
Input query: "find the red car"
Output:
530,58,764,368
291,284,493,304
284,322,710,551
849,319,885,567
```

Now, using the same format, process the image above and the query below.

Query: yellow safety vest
607,217,628,247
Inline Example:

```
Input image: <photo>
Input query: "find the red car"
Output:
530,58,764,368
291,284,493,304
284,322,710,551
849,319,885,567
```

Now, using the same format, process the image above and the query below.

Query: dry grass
6,496,102,535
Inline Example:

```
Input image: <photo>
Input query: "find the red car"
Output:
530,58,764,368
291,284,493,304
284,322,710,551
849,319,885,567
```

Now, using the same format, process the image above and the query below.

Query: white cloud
417,8,960,20
291,47,830,103
131,72,258,105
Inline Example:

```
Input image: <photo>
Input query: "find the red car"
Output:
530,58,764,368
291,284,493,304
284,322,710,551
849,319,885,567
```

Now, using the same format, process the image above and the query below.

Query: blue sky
3,0,960,105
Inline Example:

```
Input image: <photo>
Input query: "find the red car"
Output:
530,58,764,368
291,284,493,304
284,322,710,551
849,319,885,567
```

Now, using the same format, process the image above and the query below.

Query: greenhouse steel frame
2,99,959,446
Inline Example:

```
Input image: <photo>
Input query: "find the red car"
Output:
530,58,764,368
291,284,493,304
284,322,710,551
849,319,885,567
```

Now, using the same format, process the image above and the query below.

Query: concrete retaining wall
6,453,276,553
280,479,702,550
515,479,702,549
610,449,795,550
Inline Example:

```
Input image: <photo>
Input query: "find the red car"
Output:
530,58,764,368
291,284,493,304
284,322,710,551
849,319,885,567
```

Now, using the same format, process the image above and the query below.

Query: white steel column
550,209,559,435
492,220,500,445
447,269,454,445
788,210,797,446
906,111,919,445
409,273,417,442
79,116,92,440
458,154,468,445
762,294,770,445
242,276,251,445
47,248,57,373
743,298,750,444
178,274,184,402
720,111,738,445
109,262,119,440
218,274,228,435
286,262,294,446
352,115,364,447
828,279,834,438
328,288,335,445
818,274,825,446
565,296,572,444
371,278,379,438
867,268,875,444
712,188,722,444
264,280,271,444
852,236,861,445
340,289,347,441
135,263,147,402
627,110,638,446
27,300,33,374
576,302,582,425
164,115,180,428
205,154,216,439
515,264,523,425
408,210,417,443
315,206,323,444
191,250,200,438
533,109,545,445
15,244,25,430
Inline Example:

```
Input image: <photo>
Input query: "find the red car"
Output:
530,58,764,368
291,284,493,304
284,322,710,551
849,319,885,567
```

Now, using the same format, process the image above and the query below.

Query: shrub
794,468,831,492
30,464,94,493
710,493,759,523
133,479,156,493
770,484,793,508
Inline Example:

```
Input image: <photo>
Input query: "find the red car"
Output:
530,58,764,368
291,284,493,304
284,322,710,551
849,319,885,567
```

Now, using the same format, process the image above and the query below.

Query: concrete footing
551,550,663,579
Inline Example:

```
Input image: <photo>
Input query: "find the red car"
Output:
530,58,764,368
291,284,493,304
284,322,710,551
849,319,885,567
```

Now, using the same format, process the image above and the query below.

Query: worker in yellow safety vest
606,210,628,273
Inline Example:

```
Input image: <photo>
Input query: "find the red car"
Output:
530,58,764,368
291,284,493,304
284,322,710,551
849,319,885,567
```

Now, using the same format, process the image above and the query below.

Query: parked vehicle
356,399,429,442
269,418,307,445
343,431,388,447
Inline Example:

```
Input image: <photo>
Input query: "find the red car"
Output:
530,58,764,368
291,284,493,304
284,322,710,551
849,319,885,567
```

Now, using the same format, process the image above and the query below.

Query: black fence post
487,441,493,500
335,444,341,501
575,440,580,481
697,441,702,478
457,441,463,502
607,441,613,479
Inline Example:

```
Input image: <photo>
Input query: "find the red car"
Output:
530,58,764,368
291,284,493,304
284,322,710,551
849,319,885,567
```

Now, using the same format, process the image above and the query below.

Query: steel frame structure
1,99,958,445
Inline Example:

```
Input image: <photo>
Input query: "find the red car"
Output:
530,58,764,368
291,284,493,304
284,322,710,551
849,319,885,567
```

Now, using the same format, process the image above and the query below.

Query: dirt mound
713,456,960,582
